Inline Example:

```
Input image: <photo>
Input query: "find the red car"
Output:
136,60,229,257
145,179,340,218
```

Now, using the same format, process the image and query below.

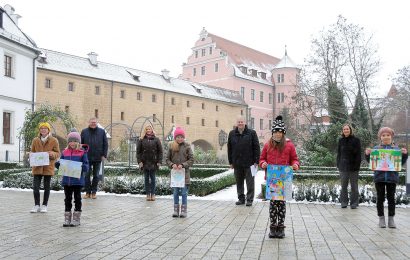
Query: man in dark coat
227,116,260,206
81,117,108,199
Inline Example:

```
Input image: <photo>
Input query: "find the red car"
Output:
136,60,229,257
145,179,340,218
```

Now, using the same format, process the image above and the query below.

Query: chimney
161,69,170,80
87,52,98,66
4,4,21,25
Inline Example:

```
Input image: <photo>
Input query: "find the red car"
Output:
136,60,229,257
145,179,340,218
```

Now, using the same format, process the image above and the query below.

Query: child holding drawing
259,116,299,238
365,127,407,228
166,127,194,218
56,129,89,227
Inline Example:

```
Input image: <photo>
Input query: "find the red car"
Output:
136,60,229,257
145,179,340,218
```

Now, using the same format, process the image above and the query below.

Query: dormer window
127,70,140,82
259,72,267,79
0,10,3,29
240,66,247,74
250,69,257,77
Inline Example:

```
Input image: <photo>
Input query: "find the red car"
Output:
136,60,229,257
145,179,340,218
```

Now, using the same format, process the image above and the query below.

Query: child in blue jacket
365,127,407,228
56,129,89,227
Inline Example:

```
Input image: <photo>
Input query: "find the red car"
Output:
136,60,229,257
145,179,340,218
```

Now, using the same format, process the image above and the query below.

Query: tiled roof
37,49,246,106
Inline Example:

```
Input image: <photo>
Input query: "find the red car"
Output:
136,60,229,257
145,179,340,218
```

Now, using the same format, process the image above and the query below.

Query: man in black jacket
81,117,108,199
227,116,260,206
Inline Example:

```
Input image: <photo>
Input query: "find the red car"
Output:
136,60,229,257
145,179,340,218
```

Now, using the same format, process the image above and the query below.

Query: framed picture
369,149,402,171
266,164,293,201
29,152,50,167
57,159,82,178
170,168,185,187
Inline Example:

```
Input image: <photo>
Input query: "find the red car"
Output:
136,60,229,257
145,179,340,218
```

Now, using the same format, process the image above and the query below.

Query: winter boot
180,204,187,218
63,211,72,227
388,216,396,228
71,211,81,226
146,194,151,201
172,204,180,218
268,226,277,238
151,194,156,201
276,226,285,239
378,216,386,228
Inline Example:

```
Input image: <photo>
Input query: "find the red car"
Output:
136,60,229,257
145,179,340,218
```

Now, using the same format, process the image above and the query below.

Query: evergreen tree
351,89,369,129
327,82,348,124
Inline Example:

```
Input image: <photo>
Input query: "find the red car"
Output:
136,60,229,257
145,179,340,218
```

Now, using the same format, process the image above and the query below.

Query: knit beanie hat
38,122,51,131
378,127,394,138
173,127,185,139
67,128,81,143
272,115,286,134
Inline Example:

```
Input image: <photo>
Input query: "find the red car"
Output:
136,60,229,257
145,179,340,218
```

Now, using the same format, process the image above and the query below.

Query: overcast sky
3,0,409,97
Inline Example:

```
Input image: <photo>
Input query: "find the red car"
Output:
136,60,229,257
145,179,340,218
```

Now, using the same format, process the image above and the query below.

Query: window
121,112,125,121
260,91,264,102
260,119,264,130
277,93,285,103
240,66,247,74
95,109,99,118
260,72,267,79
202,103,205,110
216,105,219,111
250,117,255,129
95,86,100,95
171,97,175,105
277,73,284,83
214,63,219,72
251,69,257,77
120,90,125,99
65,106,69,113
171,115,175,124
201,66,205,75
152,94,156,103
68,82,74,92
269,93,273,104
45,79,52,89
240,87,245,99
153,114,156,122
215,120,219,127
137,92,142,101
269,120,272,130
3,112,11,144
193,68,196,76
201,119,205,126
186,117,190,125
201,49,206,56
251,89,255,101
209,47,213,55
195,50,198,58
4,55,12,77
0,10,3,29
187,100,190,107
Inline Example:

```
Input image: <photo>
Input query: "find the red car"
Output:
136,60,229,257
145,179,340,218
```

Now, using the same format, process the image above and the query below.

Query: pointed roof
274,48,298,69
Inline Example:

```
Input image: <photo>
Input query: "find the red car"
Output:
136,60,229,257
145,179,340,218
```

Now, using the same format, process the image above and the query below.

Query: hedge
0,168,30,181
0,162,22,170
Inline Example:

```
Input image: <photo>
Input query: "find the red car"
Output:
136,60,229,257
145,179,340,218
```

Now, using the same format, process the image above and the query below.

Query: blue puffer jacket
56,145,89,186
365,144,408,184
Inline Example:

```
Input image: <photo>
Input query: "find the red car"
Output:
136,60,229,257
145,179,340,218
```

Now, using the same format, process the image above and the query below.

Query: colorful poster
266,164,293,201
369,149,402,171
29,152,50,167
170,168,185,187
57,159,82,178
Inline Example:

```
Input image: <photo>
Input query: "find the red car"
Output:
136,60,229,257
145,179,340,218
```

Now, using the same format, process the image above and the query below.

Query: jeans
375,182,396,216
234,166,255,202
173,186,189,205
85,161,101,194
33,175,51,206
64,185,82,212
144,169,156,195
339,171,359,207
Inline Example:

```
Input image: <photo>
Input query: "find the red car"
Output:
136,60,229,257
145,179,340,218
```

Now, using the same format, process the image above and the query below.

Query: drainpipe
31,54,39,111
110,81,114,148
162,90,166,141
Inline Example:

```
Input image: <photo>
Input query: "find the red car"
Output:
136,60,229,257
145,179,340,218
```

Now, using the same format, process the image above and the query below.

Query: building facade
36,49,247,159
0,5,38,162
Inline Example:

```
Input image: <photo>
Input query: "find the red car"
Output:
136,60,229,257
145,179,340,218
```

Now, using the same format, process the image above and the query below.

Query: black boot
276,226,285,239
268,226,277,238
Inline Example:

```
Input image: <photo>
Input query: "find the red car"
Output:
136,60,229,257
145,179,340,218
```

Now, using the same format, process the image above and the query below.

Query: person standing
137,124,163,201
365,127,408,228
227,116,260,206
336,124,362,209
81,117,108,199
30,122,60,213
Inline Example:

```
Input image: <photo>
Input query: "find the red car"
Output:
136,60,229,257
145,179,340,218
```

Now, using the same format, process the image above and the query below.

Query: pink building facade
181,28,302,143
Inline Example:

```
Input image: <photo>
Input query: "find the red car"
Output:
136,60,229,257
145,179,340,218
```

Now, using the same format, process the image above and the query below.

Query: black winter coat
336,135,361,172
137,135,163,170
227,125,260,168
80,127,108,162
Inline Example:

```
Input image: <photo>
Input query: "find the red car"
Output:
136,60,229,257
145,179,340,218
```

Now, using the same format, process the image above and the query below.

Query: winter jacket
227,125,260,168
80,127,108,162
56,146,89,186
336,135,361,172
137,135,163,171
30,134,60,176
166,141,194,185
259,139,299,179
365,144,408,184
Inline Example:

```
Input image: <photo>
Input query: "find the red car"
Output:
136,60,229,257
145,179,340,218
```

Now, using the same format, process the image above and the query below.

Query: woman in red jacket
259,116,299,239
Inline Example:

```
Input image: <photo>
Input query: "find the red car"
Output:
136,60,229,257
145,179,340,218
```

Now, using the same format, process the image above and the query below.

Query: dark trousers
234,166,254,202
375,182,396,217
64,185,82,212
269,200,286,228
339,171,359,207
33,175,51,206
85,161,101,194
144,169,156,195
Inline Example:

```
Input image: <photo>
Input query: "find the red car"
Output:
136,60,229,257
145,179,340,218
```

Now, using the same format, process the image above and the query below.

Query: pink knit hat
173,127,185,139
67,128,81,143
378,127,394,138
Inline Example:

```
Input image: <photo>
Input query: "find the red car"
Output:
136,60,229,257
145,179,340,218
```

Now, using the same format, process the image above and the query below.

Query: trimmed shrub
0,168,30,181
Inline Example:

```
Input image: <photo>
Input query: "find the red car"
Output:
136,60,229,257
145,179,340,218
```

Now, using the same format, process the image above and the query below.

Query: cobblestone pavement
1,190,409,259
